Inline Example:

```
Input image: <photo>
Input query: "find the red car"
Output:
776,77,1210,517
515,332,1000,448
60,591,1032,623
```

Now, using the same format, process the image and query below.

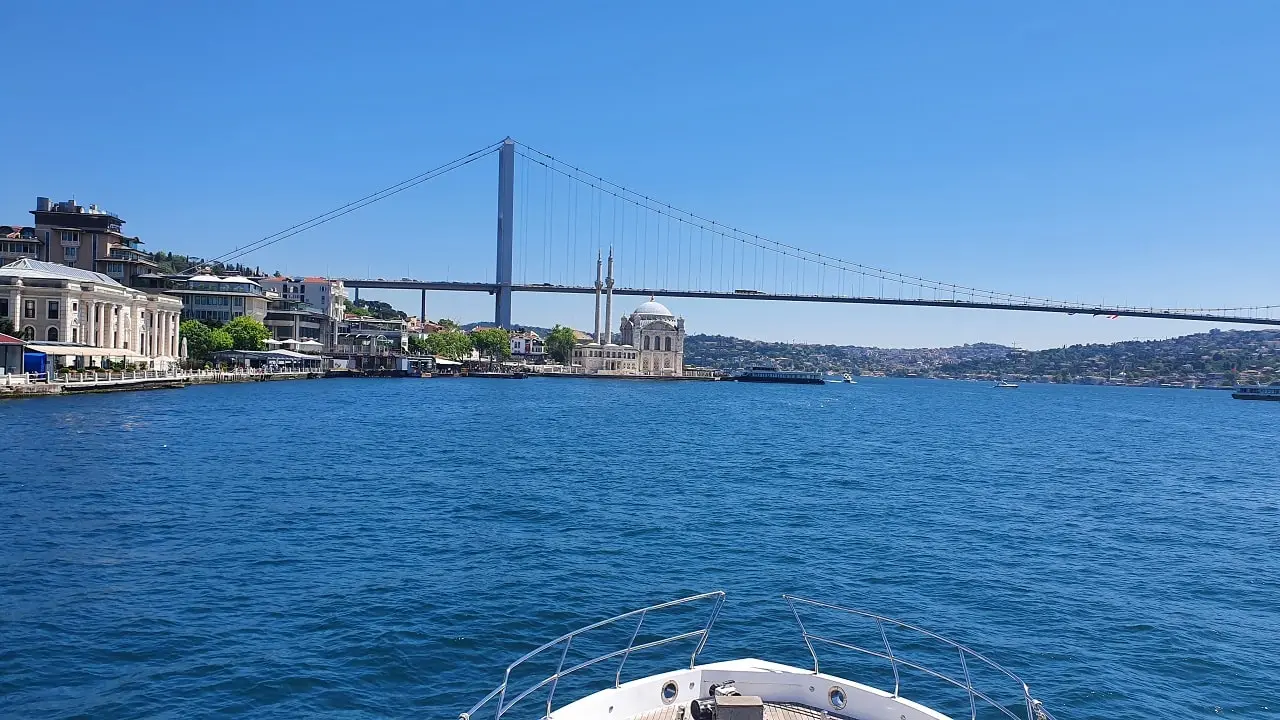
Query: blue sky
3,1,1277,348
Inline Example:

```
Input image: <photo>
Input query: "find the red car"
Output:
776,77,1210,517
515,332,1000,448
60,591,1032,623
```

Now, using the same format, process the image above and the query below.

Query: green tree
471,327,511,368
343,298,372,317
0,317,14,337
437,318,461,331
223,316,270,350
181,319,233,361
208,328,235,355
408,334,432,354
545,324,577,364
426,330,473,360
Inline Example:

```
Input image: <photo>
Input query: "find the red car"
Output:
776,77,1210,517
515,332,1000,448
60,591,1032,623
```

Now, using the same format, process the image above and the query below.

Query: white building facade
258,276,346,350
572,343,639,373
0,259,183,365
257,275,346,322
510,329,546,361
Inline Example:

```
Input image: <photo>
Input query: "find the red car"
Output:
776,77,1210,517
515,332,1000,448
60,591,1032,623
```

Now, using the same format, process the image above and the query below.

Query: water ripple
1,378,1278,718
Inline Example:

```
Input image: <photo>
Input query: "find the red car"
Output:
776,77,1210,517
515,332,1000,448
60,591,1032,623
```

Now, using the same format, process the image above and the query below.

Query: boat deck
625,702,851,720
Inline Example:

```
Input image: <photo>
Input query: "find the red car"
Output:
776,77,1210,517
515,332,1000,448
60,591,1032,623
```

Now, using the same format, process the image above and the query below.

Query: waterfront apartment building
0,259,183,364
29,197,158,285
264,298,334,349
134,272,270,323
257,275,346,349
336,317,409,355
1,225,42,264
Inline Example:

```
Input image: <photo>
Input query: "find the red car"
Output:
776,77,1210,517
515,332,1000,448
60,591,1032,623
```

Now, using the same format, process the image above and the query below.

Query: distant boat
994,380,1019,388
1232,384,1280,401
842,373,856,384
735,366,825,385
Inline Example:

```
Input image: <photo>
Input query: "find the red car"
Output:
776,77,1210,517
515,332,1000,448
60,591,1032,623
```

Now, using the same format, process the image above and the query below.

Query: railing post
876,619,900,697
546,636,573,720
785,596,820,674
690,593,725,668
957,648,976,720
616,609,647,688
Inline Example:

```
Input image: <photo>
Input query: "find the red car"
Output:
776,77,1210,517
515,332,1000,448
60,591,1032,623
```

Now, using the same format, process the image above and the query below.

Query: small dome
632,300,673,317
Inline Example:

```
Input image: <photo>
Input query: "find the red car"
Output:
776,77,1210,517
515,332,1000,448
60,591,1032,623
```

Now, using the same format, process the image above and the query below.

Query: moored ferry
735,366,825,384
461,592,1058,720
1232,384,1280,401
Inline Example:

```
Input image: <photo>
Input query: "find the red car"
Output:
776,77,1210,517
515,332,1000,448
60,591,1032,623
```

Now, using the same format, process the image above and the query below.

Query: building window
664,337,671,352
0,298,7,318
22,326,34,341
24,299,35,318
47,327,58,341
72,328,78,343
61,231,78,244
47,300,59,319
106,262,125,274
64,246,77,260
643,336,650,350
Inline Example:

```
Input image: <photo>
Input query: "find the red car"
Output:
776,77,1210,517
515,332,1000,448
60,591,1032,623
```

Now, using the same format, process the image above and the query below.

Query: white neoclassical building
0,259,184,368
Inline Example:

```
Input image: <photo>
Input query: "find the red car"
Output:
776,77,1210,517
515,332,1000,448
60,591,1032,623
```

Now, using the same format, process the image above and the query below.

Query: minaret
593,249,603,344
604,246,615,344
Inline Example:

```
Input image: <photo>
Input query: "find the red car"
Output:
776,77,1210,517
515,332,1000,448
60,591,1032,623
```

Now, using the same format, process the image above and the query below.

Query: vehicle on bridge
733,289,765,295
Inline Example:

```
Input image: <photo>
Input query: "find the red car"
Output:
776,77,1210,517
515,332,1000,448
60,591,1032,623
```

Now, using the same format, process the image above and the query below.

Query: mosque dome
632,299,673,317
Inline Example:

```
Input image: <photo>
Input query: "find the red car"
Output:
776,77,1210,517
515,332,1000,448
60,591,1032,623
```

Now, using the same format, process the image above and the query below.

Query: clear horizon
3,2,1277,349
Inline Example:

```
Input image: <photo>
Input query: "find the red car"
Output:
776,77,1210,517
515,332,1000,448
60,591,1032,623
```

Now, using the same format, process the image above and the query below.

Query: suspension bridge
208,138,1280,328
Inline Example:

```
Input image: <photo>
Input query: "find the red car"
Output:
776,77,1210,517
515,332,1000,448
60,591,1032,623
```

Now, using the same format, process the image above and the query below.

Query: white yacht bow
461,592,1057,720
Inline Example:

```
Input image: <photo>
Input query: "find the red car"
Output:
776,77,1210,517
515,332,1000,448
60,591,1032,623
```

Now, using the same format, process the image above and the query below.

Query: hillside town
685,329,1280,388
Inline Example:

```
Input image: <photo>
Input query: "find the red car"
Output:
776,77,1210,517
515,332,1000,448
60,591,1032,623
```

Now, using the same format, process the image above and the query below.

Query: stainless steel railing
460,591,725,720
783,595,1056,720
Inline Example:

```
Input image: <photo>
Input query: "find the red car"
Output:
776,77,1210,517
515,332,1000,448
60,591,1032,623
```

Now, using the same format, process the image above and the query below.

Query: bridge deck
339,280,1280,326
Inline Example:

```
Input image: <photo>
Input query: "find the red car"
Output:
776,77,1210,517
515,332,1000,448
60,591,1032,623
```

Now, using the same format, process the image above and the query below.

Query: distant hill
460,322,559,337
447,322,1280,386
684,334,1012,373
686,328,1280,386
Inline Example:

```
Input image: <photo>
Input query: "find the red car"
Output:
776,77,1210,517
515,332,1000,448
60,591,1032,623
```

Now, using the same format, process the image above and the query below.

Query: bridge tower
494,137,515,328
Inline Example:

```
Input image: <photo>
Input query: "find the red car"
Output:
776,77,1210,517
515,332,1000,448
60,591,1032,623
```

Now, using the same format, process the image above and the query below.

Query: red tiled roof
0,333,24,345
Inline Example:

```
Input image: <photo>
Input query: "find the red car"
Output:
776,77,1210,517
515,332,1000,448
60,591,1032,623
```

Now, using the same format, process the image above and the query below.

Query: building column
170,312,178,357
162,312,170,356
12,284,22,337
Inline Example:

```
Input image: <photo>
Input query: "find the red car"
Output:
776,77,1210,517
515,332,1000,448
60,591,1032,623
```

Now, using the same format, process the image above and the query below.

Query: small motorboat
994,379,1019,388
841,373,856,384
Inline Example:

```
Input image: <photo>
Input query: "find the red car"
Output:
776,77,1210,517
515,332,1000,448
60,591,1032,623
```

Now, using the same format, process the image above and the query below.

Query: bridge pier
494,138,515,328
420,288,427,327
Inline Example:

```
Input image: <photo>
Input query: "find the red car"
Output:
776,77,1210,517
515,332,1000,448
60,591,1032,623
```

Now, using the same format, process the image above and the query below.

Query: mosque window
644,336,650,350
664,337,671,351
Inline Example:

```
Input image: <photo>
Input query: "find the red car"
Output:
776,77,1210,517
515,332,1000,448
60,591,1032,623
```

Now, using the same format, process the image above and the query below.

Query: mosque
570,248,685,376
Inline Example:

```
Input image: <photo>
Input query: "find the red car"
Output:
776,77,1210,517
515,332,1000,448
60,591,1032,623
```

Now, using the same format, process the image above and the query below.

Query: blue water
2,378,1278,719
